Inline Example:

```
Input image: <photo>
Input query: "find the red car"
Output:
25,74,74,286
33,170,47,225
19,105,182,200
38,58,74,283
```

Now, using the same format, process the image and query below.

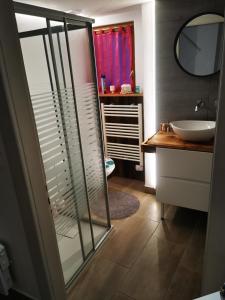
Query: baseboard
144,186,156,195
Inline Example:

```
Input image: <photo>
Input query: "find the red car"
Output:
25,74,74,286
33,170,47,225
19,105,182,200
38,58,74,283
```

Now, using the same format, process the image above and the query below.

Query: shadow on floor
69,176,207,300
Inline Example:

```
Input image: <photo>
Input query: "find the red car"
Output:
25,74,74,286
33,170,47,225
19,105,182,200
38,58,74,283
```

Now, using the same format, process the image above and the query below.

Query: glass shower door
16,15,92,284
15,12,110,286
46,19,95,283
65,21,111,245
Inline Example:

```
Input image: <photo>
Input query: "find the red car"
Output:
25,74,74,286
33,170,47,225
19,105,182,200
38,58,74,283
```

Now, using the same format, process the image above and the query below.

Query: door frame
0,1,67,299
202,13,225,295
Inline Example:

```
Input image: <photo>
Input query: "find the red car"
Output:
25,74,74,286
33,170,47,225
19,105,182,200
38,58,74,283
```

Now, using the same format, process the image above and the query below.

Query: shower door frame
0,1,111,299
14,0,111,272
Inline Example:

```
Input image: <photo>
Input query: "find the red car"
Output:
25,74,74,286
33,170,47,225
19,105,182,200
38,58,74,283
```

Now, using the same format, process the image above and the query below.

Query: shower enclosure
7,1,110,290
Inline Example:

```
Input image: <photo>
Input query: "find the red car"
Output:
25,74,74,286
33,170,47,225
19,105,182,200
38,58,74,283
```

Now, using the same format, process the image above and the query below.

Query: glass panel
49,19,94,260
15,14,88,284
67,24,110,245
16,14,52,94
15,12,110,284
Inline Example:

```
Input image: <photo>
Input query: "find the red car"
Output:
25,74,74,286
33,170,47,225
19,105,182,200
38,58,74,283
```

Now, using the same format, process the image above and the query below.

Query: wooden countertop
141,131,214,153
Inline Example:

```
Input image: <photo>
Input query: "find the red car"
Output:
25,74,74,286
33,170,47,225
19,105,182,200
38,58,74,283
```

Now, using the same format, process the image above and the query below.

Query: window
93,22,135,93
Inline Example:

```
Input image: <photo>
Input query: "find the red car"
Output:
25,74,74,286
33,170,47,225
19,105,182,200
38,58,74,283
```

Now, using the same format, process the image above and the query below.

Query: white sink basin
170,120,216,142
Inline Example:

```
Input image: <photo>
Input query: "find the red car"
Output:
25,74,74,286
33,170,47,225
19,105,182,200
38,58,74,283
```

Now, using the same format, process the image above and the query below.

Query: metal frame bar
43,34,54,91
87,23,111,229
46,18,86,261
56,32,67,88
161,203,165,220
101,103,108,156
19,23,85,39
63,18,96,251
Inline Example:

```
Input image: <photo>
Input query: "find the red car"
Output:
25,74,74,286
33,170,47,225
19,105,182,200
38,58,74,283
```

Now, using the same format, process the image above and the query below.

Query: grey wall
0,133,40,299
156,0,224,124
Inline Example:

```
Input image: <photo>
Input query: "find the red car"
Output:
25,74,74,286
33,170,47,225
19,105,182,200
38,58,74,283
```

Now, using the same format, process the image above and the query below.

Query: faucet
195,99,205,112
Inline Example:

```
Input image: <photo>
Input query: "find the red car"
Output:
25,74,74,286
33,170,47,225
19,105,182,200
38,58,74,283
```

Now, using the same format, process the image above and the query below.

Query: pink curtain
93,25,134,93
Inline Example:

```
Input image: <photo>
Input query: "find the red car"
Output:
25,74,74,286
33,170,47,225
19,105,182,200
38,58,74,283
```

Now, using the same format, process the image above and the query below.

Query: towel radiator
101,103,143,166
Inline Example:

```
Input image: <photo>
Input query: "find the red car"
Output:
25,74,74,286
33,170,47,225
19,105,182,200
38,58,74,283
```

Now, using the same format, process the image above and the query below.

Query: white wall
94,2,156,188
20,30,92,95
142,1,156,188
21,36,52,94
68,29,93,86
94,5,144,89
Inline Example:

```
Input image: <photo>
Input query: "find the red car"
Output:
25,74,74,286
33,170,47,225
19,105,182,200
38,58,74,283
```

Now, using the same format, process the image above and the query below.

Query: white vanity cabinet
156,148,213,212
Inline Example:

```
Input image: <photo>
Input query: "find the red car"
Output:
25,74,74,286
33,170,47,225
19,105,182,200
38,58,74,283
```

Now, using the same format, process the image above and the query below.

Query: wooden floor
69,176,207,300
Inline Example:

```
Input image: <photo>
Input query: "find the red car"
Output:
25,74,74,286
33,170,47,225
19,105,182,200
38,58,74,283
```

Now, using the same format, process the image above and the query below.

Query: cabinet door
157,177,210,212
156,148,212,212
157,148,213,183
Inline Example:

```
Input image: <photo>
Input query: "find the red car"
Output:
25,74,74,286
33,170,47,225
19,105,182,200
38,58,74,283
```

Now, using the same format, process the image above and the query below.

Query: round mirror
175,13,224,77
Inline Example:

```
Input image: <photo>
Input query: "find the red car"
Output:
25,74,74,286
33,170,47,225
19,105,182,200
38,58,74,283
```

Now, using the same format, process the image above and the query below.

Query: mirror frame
174,12,224,78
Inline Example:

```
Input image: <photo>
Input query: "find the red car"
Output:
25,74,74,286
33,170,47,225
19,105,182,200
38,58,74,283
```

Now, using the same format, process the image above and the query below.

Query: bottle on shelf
101,74,106,94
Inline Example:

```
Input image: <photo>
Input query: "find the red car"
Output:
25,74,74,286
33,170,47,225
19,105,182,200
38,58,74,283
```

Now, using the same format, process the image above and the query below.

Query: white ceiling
16,0,151,17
